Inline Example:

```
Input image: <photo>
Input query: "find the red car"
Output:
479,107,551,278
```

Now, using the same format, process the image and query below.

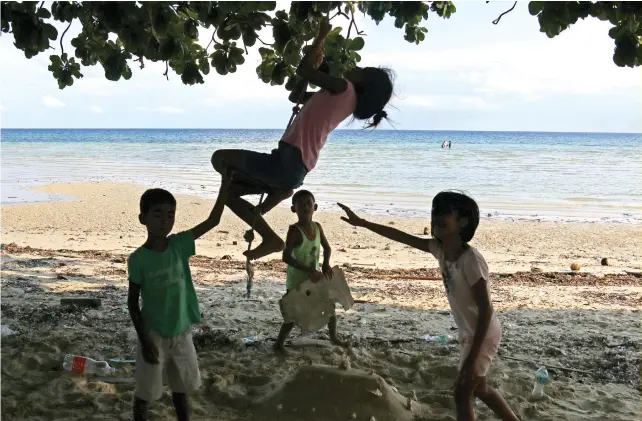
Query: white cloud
90,105,103,113
136,105,185,114
42,96,65,108
369,19,640,100
0,104,6,111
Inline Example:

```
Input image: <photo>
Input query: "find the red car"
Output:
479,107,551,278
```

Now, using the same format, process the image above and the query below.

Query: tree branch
60,21,73,56
163,61,169,80
331,10,349,21
346,9,365,41
492,1,517,25
257,36,273,46
37,1,45,12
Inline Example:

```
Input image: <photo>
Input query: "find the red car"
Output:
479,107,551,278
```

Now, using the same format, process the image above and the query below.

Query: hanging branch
256,36,273,46
492,1,517,25
346,8,365,40
134,36,151,69
163,61,169,80
60,21,73,56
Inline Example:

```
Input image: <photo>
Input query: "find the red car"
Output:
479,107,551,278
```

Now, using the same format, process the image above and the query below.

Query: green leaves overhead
1,1,640,91
528,1,642,67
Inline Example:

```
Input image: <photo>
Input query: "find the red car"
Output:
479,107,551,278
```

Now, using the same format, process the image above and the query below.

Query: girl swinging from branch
211,18,394,260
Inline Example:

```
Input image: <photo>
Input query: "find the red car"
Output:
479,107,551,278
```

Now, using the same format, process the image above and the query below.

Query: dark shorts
228,142,308,194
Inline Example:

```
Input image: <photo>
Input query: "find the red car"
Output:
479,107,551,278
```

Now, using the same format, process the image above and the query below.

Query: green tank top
286,223,321,291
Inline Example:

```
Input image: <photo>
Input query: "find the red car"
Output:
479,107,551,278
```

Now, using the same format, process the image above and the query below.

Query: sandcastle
254,364,421,421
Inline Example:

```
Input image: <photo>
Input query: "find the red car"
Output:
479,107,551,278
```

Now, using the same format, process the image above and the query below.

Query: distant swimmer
448,141,452,149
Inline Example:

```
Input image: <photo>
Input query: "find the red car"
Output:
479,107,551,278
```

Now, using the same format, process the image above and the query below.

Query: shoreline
2,182,641,274
3,180,641,225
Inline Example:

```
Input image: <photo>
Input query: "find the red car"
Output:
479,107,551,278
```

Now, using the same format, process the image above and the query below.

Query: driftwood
371,275,442,281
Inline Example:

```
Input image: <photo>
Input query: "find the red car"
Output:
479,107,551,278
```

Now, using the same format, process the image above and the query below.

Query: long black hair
352,67,395,128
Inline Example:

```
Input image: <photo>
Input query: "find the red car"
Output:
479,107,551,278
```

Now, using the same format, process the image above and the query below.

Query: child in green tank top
273,190,348,354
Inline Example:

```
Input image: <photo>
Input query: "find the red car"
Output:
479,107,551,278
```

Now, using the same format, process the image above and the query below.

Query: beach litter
1,325,17,336
423,334,452,343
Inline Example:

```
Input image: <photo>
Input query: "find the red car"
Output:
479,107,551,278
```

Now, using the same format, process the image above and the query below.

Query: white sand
1,182,640,421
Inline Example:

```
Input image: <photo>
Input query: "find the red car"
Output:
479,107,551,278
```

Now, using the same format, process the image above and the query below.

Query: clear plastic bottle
63,354,115,375
531,366,549,399
424,334,451,342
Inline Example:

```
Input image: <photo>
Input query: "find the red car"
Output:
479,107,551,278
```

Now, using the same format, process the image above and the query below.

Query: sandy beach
1,182,641,421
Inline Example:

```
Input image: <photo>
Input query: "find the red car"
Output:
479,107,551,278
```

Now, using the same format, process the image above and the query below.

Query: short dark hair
292,189,315,205
431,190,480,243
353,67,395,128
139,189,176,214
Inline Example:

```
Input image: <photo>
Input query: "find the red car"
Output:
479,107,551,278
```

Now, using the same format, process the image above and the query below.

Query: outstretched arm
297,18,347,95
338,203,436,253
190,175,231,240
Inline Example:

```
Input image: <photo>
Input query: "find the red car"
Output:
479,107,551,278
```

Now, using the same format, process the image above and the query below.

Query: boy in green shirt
273,190,347,354
127,176,230,421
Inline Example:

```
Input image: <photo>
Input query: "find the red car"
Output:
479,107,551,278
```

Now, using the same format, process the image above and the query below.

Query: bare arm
462,279,493,368
318,223,331,266
338,203,436,253
127,282,148,343
296,19,347,95
288,78,315,104
282,225,316,274
190,176,231,240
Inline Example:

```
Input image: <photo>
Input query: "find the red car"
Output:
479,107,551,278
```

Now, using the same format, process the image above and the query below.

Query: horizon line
2,128,641,135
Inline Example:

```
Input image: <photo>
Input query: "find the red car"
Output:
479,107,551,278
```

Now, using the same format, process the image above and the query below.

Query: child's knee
211,150,225,172
474,384,493,400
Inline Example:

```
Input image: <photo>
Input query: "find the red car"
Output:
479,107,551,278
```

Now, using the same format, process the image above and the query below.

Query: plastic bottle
531,366,549,399
424,334,451,342
63,354,115,375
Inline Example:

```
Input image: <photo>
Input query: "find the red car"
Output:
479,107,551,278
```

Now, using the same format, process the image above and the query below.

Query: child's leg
474,378,520,421
168,330,202,421
454,380,476,421
133,332,165,421
226,182,285,260
273,322,294,354
133,397,149,421
328,316,348,347
171,392,189,421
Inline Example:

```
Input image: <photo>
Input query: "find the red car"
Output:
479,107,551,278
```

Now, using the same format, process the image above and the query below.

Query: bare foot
330,336,349,348
272,343,290,356
243,237,285,260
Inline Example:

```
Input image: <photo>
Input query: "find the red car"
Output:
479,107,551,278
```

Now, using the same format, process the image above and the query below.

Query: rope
243,44,309,297
246,192,265,298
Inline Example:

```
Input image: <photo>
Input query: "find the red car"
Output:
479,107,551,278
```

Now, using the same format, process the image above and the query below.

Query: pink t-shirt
281,80,357,171
429,243,501,341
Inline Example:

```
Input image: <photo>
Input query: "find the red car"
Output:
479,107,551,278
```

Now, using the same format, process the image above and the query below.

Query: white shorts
135,328,202,402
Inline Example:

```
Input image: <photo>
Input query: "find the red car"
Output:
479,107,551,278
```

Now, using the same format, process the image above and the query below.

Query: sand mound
254,364,419,421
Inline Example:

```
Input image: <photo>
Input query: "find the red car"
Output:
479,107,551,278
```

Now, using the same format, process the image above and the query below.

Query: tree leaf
528,2,544,16
349,37,365,51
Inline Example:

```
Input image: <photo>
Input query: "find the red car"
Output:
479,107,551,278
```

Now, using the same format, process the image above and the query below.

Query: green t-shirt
127,231,201,338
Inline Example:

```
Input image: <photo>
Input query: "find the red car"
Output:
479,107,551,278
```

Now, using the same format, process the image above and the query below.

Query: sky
0,1,640,132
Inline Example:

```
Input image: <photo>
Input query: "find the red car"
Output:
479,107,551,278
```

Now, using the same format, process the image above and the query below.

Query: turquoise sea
1,129,640,223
